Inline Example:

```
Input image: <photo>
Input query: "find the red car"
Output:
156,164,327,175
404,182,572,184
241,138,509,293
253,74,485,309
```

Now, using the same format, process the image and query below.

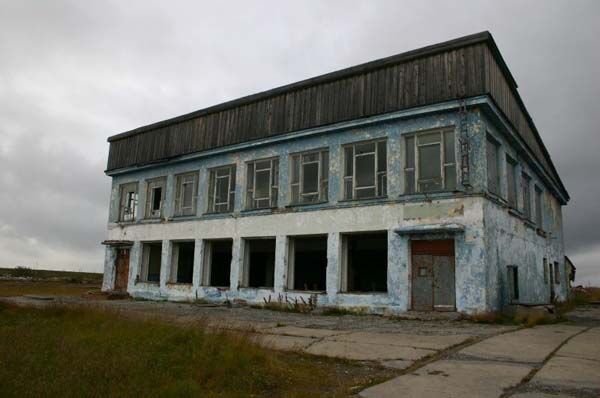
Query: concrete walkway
361,321,600,398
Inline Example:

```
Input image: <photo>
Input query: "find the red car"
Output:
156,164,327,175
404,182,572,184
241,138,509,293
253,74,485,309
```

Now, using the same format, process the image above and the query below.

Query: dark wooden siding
107,43,488,171
105,34,565,199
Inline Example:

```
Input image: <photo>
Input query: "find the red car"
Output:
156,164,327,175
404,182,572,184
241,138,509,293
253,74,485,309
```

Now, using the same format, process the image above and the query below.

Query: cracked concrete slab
459,325,584,363
327,331,472,350
252,334,317,351
510,393,576,398
553,327,600,362
531,355,600,390
262,325,350,339
304,339,436,361
360,359,532,398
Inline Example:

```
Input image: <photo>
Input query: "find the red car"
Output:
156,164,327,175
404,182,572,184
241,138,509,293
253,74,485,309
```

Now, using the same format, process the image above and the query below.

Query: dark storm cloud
0,0,598,281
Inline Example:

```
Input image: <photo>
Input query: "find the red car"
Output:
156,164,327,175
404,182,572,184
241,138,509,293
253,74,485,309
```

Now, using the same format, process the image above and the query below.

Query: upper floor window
246,158,279,209
144,177,166,219
290,149,329,204
343,139,386,200
506,156,517,208
522,173,532,220
119,182,138,222
207,165,236,213
534,186,543,228
486,136,501,196
174,171,198,217
405,129,455,194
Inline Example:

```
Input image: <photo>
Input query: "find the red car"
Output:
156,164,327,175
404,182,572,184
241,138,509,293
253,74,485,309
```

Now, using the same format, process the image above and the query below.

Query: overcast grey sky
0,0,598,284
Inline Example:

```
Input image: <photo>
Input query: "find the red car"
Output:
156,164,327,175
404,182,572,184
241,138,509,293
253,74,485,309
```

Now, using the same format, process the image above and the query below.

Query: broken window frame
202,239,233,288
486,135,501,196
534,186,543,228
144,177,166,219
139,242,162,283
507,265,519,303
289,149,329,205
286,235,328,292
169,241,195,284
404,128,456,194
207,165,236,214
340,232,388,293
245,157,279,210
241,238,276,289
342,139,387,200
522,173,532,220
506,156,518,209
119,182,139,222
174,172,199,217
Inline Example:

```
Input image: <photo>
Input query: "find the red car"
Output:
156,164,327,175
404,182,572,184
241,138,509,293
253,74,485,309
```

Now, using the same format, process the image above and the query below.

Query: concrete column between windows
274,235,288,293
164,174,176,219
128,242,142,292
192,239,204,294
229,237,244,291
326,232,341,301
160,240,172,294
388,231,410,311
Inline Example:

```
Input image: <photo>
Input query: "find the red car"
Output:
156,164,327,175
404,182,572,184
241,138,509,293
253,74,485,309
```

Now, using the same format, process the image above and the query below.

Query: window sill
285,289,326,294
286,201,329,209
524,219,536,229
508,208,522,218
398,190,461,200
338,291,388,295
338,196,388,204
136,281,160,286
166,283,193,287
239,287,275,291
201,286,230,290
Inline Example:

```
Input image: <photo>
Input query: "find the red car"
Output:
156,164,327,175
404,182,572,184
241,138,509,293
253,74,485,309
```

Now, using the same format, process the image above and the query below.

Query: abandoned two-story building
102,32,569,314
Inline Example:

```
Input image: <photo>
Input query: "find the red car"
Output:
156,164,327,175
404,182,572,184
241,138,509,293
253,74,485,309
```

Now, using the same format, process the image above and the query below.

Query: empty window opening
145,177,166,219
405,129,456,194
290,150,329,204
140,242,162,283
243,239,276,288
343,232,387,293
288,236,327,291
119,182,138,222
203,240,233,287
534,186,543,228
208,165,236,213
543,258,548,284
170,241,195,284
522,173,532,220
506,156,517,208
343,140,386,200
174,172,198,216
507,265,519,303
554,262,560,285
487,136,501,195
246,158,279,209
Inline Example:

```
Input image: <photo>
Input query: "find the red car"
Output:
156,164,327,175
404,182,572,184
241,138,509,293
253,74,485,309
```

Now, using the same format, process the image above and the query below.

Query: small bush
259,293,318,313
11,266,34,278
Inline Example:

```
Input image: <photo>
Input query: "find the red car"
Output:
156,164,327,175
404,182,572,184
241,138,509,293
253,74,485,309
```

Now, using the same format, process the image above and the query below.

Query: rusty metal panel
433,255,456,311
412,254,433,311
114,249,130,291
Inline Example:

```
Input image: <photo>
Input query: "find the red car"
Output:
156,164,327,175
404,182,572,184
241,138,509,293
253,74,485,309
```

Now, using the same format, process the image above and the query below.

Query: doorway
411,239,455,311
114,248,130,291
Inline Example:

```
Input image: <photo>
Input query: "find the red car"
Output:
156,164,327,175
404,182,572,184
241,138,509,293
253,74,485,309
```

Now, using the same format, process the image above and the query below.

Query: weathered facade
102,32,569,314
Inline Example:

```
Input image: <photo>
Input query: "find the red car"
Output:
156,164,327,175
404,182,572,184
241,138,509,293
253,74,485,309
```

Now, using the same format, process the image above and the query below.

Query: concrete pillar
197,170,208,216
326,232,341,301
234,163,245,212
192,239,204,294
277,154,289,208
388,132,403,197
137,179,147,220
160,240,172,295
128,242,142,292
230,237,244,290
101,246,117,292
388,231,410,311
274,235,288,293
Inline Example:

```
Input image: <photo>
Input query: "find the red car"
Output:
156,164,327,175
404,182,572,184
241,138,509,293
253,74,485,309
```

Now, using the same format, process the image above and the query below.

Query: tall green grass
0,303,351,398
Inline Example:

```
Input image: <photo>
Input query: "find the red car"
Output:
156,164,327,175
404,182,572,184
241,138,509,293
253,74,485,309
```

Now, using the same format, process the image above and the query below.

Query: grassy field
0,267,102,297
0,302,387,397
